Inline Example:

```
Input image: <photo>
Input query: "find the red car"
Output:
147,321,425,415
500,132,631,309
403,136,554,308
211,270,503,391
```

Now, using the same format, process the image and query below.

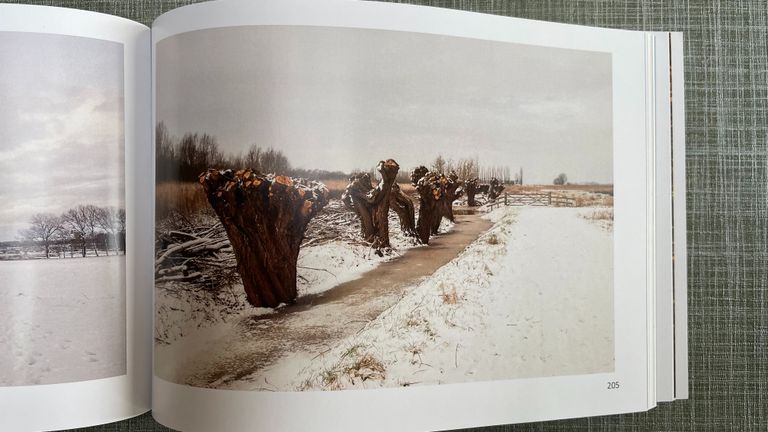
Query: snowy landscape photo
154,25,615,391
0,32,127,386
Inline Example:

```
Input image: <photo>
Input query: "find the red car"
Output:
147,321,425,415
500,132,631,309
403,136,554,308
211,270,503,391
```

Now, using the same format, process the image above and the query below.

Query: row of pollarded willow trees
17,205,126,259
198,159,505,308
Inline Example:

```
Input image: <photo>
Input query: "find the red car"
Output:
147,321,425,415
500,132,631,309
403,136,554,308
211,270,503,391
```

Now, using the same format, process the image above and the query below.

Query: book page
0,5,152,430
651,31,689,402
151,1,654,430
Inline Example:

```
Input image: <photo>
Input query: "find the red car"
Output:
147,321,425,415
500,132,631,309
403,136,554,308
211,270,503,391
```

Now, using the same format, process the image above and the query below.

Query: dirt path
159,213,493,389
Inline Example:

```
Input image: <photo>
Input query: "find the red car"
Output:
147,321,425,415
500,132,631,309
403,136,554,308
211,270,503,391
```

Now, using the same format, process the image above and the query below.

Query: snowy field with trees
0,256,126,386
154,170,614,390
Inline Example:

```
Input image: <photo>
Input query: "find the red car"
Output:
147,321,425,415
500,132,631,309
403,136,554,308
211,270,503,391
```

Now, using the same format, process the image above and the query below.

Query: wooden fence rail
486,192,575,210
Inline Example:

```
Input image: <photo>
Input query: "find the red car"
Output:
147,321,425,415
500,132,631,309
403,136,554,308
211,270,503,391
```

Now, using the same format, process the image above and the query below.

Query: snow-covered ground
286,206,614,390
155,205,613,391
0,256,126,386
154,214,453,346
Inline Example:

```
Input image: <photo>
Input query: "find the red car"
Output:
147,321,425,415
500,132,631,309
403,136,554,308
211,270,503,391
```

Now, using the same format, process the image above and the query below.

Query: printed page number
607,381,620,390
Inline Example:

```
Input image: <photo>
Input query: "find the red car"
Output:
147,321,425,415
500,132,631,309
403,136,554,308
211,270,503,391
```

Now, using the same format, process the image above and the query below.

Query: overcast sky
157,25,612,184
0,32,124,242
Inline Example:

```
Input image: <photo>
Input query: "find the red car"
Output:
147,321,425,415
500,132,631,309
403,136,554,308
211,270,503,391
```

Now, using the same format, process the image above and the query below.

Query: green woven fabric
6,0,767,430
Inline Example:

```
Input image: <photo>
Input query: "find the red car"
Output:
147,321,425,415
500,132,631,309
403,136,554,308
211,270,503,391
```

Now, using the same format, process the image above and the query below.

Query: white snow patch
290,206,614,390
0,256,126,385
155,216,456,346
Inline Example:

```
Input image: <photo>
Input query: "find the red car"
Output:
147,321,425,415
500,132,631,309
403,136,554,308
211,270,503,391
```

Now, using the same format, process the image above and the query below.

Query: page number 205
607,381,620,390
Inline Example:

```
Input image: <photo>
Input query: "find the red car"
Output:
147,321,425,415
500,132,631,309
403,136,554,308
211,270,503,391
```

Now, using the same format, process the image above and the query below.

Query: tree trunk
488,177,504,200
200,169,328,307
342,159,401,254
412,168,443,244
44,243,49,259
465,178,479,207
440,171,463,225
389,183,417,238
342,173,377,242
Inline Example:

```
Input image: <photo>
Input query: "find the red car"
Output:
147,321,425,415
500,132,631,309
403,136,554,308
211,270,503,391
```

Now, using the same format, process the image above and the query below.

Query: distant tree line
156,122,348,183
428,155,519,185
14,205,126,259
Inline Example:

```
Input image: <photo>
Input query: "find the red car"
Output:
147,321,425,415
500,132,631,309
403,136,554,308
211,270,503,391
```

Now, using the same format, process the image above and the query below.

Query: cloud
0,32,124,241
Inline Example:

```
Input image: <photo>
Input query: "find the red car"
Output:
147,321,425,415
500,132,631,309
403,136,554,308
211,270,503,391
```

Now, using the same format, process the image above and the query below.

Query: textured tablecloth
6,0,767,431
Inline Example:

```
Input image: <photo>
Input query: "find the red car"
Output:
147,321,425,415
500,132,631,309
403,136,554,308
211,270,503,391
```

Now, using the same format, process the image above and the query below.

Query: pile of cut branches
155,211,239,288
155,199,375,289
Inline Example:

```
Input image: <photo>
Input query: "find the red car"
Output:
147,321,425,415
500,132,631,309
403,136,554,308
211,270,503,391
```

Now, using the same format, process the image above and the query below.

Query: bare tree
244,144,262,170
342,160,403,253
431,155,448,174
20,213,62,258
454,158,479,181
259,147,291,174
62,206,90,257
554,173,568,185
81,205,104,256
96,207,120,255
116,208,126,252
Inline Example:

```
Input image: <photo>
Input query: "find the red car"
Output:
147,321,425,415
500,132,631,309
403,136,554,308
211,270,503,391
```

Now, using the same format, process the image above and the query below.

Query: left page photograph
0,5,152,431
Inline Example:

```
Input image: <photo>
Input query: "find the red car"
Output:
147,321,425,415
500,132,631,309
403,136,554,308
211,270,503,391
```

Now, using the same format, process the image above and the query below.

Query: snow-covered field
274,206,614,390
154,212,453,346
0,256,126,386
155,204,613,391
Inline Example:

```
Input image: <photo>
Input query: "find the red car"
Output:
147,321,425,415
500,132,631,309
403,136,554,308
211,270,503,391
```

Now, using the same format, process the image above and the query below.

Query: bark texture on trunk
390,183,417,238
465,178,479,207
200,168,328,307
412,168,464,242
440,171,463,225
341,159,402,254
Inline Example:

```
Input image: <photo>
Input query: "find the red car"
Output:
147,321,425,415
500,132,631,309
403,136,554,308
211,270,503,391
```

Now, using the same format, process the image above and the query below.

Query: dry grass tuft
584,209,614,221
574,193,614,208
346,353,386,382
440,288,461,305
321,369,340,387
580,209,614,230
486,234,499,245
404,343,424,365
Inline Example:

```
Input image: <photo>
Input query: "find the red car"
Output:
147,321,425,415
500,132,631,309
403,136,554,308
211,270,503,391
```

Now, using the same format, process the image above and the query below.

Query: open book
0,1,688,431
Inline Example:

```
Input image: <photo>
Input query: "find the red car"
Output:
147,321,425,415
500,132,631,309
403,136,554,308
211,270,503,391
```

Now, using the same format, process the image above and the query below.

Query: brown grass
323,179,348,199
439,288,461,304
500,184,613,208
156,179,416,218
324,180,415,199
156,182,209,219
583,209,614,221
346,353,386,382
504,184,613,195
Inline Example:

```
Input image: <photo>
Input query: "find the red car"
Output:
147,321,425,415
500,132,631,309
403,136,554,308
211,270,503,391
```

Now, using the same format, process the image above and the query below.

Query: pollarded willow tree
342,159,415,254
439,171,464,226
200,168,328,307
464,177,480,207
487,177,505,200
410,167,464,244
389,182,418,238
